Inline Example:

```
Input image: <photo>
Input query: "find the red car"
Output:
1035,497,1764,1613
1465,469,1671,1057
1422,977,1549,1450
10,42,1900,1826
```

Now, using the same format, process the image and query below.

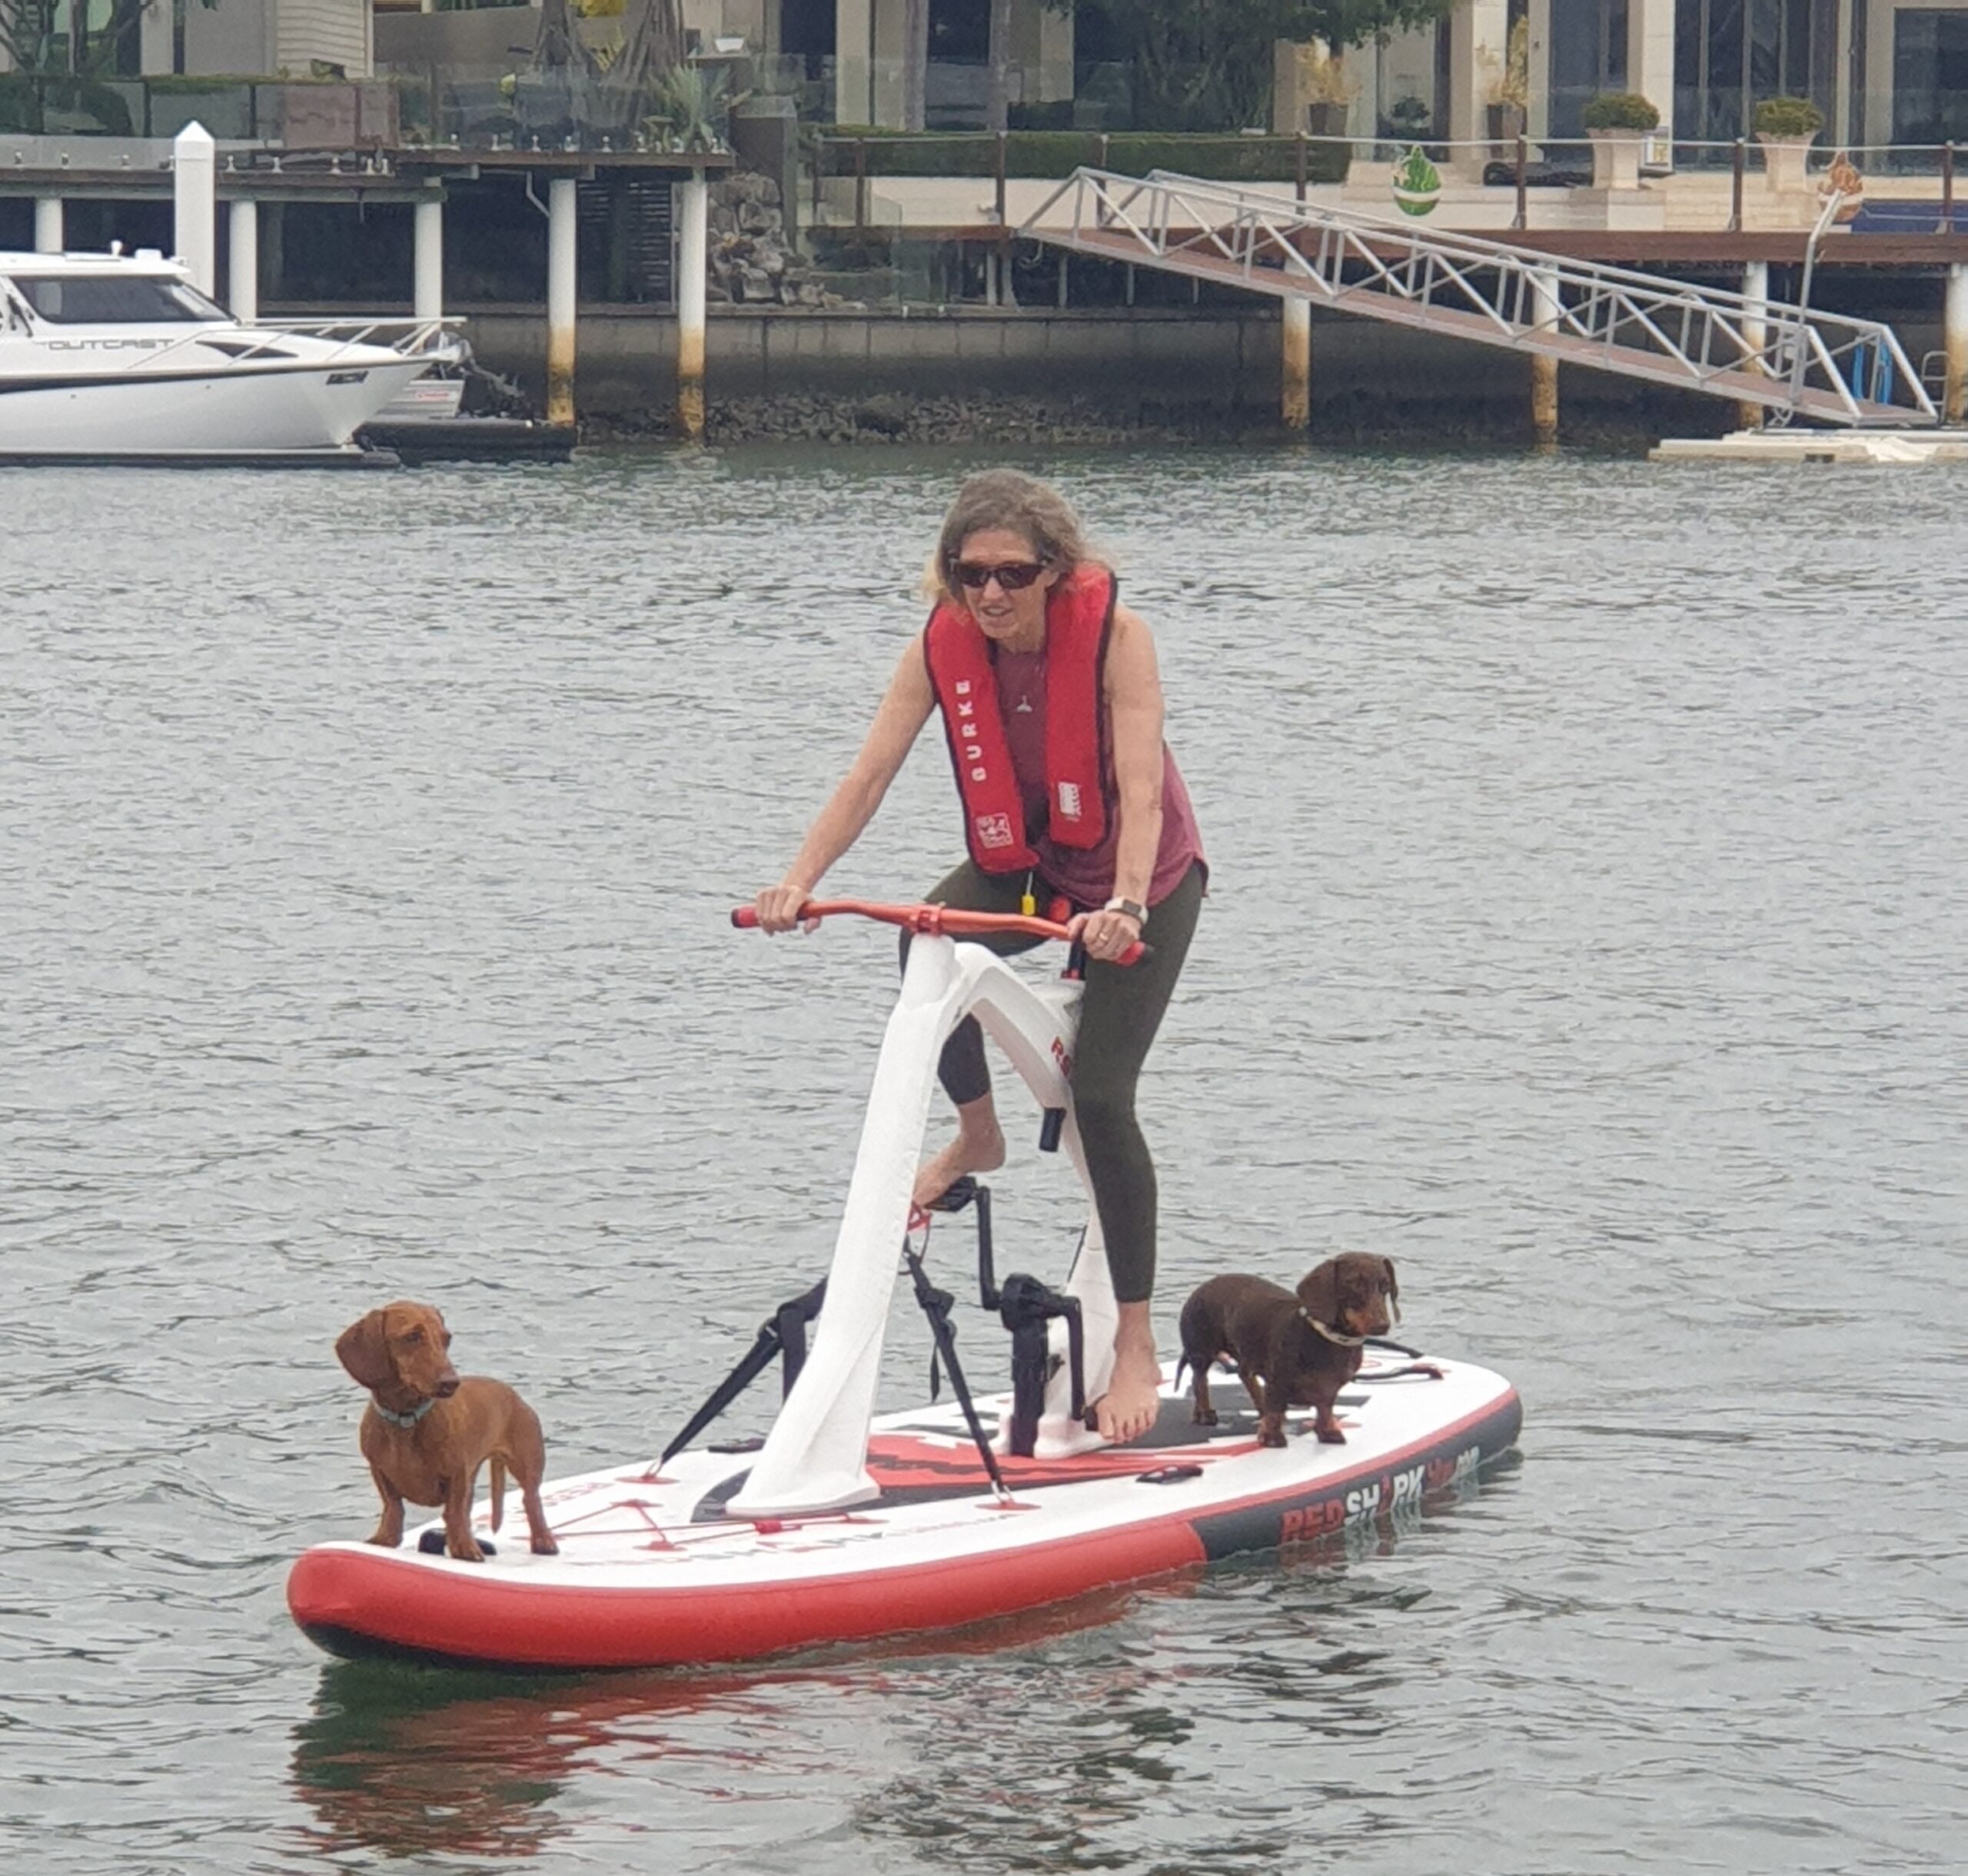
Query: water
4,444,1964,1876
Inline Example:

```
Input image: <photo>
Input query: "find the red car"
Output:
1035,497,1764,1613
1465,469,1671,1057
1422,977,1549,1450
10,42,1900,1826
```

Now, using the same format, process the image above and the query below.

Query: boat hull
287,1352,1522,1671
0,354,434,456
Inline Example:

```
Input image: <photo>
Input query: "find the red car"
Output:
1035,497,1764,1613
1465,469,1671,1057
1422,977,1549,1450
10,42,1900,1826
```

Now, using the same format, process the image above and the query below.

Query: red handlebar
733,898,1145,967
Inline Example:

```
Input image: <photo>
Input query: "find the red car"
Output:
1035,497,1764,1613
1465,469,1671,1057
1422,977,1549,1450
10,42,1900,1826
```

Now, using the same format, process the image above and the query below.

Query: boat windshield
11,274,228,325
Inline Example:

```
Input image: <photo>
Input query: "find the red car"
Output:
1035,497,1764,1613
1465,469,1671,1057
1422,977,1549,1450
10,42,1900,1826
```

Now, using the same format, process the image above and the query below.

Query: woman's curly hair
929,471,1095,603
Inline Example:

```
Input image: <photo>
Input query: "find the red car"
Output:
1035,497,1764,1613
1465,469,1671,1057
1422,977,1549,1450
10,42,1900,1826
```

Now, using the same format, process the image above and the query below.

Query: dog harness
372,1395,440,1428
922,564,1115,874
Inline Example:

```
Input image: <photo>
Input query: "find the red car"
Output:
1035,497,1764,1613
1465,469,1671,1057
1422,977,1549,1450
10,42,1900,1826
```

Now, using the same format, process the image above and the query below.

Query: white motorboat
0,248,460,461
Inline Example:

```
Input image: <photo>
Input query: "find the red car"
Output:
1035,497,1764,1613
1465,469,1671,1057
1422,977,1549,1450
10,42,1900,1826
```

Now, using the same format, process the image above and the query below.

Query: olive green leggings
904,859,1204,1305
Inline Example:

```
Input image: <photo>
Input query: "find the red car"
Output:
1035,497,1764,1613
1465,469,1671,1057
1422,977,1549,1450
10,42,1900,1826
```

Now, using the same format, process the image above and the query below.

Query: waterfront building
728,0,1968,155
1288,1,1968,158
0,0,371,79
6,1,1963,158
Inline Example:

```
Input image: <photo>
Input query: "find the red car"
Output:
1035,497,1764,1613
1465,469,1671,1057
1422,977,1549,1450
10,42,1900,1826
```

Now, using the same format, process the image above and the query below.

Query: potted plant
1581,90,1659,190
1293,42,1358,145
1484,17,1531,152
1754,95,1823,193
1386,92,1431,144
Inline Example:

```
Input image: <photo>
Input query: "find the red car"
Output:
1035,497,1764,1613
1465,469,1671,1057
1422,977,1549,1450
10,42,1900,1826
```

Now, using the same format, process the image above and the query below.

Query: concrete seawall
464,303,1946,438
451,303,1950,442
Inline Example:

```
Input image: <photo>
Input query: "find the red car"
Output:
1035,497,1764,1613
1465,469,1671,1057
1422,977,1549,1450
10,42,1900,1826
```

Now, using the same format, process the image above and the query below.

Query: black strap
904,1246,1011,1501
658,1278,827,1465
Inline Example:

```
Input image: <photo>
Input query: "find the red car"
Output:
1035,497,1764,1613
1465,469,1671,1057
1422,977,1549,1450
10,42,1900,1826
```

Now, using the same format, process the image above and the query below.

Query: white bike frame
728,922,1116,1518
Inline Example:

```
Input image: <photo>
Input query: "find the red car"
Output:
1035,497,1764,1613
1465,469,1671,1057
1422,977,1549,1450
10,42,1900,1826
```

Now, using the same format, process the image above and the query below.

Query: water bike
287,901,1522,1670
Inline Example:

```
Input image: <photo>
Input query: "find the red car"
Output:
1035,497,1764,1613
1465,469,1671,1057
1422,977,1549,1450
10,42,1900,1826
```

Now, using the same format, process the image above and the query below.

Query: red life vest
922,564,1115,874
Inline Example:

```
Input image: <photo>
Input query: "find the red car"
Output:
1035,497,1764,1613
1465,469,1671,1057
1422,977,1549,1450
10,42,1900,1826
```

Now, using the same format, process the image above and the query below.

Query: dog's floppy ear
1295,1259,1341,1325
335,1309,395,1391
1383,1256,1400,1326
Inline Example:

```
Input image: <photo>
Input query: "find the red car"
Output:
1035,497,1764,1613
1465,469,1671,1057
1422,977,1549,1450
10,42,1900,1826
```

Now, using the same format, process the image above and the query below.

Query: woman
753,471,1205,1445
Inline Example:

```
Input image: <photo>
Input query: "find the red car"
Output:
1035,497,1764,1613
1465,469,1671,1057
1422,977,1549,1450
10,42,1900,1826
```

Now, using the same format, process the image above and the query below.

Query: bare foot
1092,1335,1164,1445
912,1119,1006,1209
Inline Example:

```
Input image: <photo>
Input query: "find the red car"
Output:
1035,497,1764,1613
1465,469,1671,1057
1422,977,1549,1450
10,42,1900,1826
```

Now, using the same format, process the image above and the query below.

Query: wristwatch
1102,896,1148,926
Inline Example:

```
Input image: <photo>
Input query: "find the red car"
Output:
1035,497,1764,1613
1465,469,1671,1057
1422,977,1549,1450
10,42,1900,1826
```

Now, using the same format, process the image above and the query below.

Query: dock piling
1281,297,1311,430
172,122,217,296
546,176,577,427
1947,262,1968,424
676,167,708,442
228,198,258,322
1740,259,1769,430
1528,265,1561,448
414,196,444,321
33,197,63,254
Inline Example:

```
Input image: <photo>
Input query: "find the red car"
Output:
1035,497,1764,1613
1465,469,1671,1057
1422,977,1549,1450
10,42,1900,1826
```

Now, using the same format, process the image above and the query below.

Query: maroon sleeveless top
992,645,1206,911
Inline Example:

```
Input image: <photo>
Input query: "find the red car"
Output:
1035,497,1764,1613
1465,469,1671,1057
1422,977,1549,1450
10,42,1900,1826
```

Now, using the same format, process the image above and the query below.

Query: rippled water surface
5,444,1965,1875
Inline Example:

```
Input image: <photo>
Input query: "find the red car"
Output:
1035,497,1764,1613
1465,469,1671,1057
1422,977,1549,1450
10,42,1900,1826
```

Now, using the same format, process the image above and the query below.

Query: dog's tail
488,1457,507,1532
1172,1354,1191,1392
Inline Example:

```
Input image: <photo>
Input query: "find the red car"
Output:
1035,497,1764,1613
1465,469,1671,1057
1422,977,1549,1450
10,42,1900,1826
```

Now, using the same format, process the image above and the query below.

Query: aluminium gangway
1019,168,1936,429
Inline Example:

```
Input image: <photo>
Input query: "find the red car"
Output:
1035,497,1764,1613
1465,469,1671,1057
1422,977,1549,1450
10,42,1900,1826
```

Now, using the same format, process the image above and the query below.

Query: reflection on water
284,1477,1507,1868
291,1664,586,1859
284,1584,1162,1862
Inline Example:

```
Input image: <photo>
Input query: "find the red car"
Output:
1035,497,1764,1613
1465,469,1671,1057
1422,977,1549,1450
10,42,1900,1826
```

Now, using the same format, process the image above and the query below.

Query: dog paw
1316,1427,1347,1445
1191,1408,1218,1426
531,1535,560,1556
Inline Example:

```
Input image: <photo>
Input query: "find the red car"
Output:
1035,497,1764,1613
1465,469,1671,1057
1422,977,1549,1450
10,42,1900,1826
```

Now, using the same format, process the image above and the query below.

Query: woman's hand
1069,905,1142,963
754,883,819,934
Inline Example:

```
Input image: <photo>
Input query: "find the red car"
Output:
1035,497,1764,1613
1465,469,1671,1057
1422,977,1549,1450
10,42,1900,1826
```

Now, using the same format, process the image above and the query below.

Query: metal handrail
1020,167,1936,427
75,313,463,378
258,314,464,357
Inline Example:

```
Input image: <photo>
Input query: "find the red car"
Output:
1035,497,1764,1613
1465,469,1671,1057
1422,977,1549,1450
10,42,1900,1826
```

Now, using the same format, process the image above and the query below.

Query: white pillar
1946,261,1968,426
546,175,577,427
228,198,258,323
1281,295,1311,428
1739,258,1769,430
1625,0,1675,145
138,0,171,74
1448,0,1508,173
869,0,909,129
837,0,873,130
1035,1,1073,103
414,195,444,321
33,197,63,254
1525,0,1550,143
676,168,708,442
173,122,218,297
1862,0,1893,150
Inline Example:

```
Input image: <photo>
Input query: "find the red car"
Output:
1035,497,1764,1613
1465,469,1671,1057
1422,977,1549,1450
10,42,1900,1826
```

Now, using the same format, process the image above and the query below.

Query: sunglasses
953,560,1047,592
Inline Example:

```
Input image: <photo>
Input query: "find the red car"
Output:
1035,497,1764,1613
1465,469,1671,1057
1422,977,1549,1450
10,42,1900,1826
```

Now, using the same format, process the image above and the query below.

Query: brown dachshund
1178,1254,1399,1449
335,1301,558,1563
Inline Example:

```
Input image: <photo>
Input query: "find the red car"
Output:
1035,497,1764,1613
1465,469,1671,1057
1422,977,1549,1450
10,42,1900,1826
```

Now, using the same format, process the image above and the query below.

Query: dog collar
1300,1309,1366,1348
373,1395,439,1429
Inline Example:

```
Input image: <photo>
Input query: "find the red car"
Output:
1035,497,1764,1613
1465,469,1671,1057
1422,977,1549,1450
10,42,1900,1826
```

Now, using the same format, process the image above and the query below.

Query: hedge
816,130,1351,186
